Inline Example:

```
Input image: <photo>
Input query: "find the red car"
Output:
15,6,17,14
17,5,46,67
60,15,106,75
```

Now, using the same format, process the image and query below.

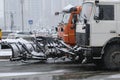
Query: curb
0,49,11,59
0,56,10,59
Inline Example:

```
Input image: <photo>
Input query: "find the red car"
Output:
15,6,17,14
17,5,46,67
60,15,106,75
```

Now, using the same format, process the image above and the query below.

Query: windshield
80,2,93,21
61,13,70,23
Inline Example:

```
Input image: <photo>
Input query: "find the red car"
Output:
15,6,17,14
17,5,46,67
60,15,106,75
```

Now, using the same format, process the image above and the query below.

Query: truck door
90,4,117,46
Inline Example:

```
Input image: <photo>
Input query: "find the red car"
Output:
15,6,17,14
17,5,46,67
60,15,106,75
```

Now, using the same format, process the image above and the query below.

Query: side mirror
55,27,58,32
55,12,60,16
61,28,64,32
94,6,100,20
94,6,104,21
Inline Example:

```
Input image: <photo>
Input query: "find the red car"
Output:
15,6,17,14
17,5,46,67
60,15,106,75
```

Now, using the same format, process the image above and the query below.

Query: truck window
72,14,77,24
99,5,114,20
62,13,70,23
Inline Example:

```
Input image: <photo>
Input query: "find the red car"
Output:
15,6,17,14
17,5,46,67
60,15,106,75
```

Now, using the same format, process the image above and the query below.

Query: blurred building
4,0,83,32
0,0,4,30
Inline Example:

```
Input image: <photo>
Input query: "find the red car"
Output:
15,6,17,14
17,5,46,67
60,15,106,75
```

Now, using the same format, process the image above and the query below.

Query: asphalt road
0,59,119,80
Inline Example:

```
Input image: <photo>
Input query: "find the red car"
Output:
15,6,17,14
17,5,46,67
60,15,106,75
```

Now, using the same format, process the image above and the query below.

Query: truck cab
76,0,120,69
56,6,82,46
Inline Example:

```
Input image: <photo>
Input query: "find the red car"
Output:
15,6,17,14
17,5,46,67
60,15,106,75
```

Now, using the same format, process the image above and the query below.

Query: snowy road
0,60,118,80
0,50,119,80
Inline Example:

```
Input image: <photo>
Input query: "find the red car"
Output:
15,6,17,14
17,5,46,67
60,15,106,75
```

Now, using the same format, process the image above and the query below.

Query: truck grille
76,33,86,46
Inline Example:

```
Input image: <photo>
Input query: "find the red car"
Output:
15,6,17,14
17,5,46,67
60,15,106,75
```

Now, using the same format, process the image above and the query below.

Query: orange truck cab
55,6,82,46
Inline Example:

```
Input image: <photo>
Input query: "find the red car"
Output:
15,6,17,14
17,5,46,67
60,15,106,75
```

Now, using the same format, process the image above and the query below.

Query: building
0,0,4,30
4,0,83,32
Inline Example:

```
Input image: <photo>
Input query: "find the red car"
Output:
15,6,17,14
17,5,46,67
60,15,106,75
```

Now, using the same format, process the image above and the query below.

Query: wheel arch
101,37,120,56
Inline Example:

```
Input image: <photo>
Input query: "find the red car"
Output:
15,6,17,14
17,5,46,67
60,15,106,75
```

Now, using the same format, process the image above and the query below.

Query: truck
55,6,82,46
76,0,120,70
7,0,120,69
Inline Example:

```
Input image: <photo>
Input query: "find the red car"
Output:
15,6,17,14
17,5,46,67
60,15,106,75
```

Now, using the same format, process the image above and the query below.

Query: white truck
76,0,120,69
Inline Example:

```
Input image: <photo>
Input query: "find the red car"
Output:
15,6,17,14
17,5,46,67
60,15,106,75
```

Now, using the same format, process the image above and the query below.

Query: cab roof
84,0,120,3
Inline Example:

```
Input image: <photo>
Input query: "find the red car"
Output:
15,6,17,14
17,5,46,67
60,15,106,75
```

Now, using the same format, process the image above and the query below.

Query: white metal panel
90,33,117,46
116,4,120,34
91,21,116,34
91,21,117,46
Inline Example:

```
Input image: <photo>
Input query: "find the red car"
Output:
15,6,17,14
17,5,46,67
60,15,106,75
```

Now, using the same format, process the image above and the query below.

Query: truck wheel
104,44,120,70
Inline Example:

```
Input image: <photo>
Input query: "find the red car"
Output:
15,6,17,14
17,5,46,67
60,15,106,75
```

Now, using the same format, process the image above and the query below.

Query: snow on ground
0,49,12,56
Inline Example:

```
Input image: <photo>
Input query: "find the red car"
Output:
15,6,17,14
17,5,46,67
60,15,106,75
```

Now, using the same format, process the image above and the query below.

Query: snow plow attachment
2,37,84,63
